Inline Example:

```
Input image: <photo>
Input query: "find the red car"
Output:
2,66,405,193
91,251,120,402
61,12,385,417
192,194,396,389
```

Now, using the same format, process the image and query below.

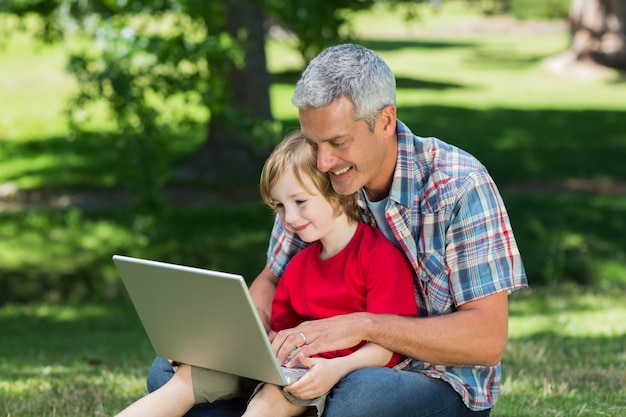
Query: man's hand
272,313,368,366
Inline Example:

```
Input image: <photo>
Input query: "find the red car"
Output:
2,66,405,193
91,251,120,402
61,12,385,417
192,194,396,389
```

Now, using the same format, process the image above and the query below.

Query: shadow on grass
272,38,477,88
0,128,204,191
0,300,151,370
1,105,625,295
363,37,552,71
395,105,626,185
0,202,273,305
361,39,478,52
272,70,467,91
2,106,625,193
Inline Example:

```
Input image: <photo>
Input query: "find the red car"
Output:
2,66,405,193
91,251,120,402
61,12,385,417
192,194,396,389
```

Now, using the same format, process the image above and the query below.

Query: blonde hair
260,130,361,223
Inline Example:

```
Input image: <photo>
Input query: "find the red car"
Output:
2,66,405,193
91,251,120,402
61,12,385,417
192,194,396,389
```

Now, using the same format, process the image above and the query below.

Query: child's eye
295,199,307,205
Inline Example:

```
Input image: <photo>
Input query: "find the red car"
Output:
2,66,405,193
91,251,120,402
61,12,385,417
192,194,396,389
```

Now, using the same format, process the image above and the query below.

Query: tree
175,0,275,182
570,0,626,69
544,0,626,76
2,0,425,207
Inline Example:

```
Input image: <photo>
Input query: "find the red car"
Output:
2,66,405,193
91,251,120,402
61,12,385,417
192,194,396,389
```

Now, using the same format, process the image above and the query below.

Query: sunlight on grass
0,33,75,141
0,301,154,416
0,366,148,416
498,286,626,416
345,3,624,111
510,303,626,338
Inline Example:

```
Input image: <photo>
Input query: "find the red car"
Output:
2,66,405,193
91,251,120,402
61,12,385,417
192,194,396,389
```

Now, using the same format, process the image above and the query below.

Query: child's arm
283,342,393,400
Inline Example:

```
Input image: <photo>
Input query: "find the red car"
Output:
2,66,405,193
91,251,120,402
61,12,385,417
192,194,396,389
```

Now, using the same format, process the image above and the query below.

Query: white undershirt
363,193,402,250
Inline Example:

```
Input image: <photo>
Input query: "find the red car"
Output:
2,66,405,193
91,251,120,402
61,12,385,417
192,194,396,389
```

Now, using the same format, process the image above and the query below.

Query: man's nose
316,147,334,173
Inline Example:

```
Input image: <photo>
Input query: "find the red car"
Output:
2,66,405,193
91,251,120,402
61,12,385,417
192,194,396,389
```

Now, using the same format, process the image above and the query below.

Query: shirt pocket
416,249,455,315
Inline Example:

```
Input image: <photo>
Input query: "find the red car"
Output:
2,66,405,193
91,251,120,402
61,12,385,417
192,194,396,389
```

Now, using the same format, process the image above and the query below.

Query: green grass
1,1,626,415
497,286,626,416
2,287,624,416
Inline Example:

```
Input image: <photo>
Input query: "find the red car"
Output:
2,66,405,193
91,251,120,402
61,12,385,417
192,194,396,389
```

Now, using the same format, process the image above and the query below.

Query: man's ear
377,105,397,137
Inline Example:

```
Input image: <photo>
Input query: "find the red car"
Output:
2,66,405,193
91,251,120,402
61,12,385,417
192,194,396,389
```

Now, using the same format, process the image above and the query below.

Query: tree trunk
544,0,626,76
178,0,273,181
569,0,626,68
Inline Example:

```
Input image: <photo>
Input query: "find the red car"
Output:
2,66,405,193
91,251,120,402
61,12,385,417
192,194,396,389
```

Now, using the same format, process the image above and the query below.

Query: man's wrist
357,311,378,342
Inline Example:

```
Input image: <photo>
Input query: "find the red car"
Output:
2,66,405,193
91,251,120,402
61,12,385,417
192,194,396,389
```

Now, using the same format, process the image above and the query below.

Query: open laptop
112,254,307,386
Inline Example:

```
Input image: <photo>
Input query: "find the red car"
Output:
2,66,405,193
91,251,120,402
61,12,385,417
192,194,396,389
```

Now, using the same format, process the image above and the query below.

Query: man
148,43,528,416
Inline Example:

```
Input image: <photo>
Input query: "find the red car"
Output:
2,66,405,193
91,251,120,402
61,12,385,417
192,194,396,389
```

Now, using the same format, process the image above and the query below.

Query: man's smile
331,166,352,176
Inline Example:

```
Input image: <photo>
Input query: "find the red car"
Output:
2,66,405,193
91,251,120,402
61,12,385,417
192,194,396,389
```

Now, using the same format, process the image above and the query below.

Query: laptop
112,254,307,386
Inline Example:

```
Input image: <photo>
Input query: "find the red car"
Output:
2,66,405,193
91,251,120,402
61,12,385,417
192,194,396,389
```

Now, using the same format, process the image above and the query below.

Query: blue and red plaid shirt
266,120,528,410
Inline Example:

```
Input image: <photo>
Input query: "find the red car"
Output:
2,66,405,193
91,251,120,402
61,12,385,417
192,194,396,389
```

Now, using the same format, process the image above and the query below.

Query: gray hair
291,44,396,131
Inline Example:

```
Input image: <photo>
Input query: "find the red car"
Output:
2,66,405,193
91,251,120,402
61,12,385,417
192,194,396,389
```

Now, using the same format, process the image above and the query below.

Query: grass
1,287,624,416
497,286,626,416
1,1,626,415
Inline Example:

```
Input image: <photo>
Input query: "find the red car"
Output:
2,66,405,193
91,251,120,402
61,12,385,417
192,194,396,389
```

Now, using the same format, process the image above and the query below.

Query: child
114,130,417,417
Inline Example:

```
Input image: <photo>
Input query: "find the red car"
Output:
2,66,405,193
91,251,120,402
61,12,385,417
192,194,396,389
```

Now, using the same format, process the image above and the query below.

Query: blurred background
0,1,625,415
1,0,624,304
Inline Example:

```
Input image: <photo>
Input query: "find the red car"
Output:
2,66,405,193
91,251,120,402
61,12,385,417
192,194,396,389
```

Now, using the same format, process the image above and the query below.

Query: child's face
270,167,336,243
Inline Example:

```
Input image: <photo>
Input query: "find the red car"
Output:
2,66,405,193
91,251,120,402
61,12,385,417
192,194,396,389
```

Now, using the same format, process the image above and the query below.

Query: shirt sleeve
266,215,309,278
445,171,528,306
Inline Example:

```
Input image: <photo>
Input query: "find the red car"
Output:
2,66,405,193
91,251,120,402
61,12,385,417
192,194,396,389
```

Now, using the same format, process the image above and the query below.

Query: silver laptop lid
112,254,290,385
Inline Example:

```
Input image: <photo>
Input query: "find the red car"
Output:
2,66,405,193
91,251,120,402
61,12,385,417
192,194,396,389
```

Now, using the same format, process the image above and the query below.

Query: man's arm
248,265,279,333
278,291,509,367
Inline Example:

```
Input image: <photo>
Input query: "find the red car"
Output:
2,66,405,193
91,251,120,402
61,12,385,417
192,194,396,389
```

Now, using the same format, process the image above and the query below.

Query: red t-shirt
271,222,417,367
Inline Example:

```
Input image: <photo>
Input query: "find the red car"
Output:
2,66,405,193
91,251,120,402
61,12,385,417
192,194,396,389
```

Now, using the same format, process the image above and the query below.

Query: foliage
66,8,241,209
0,0,428,210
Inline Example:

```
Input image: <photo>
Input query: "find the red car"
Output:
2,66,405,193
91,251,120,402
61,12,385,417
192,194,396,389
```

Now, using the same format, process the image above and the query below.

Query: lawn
1,2,625,416
2,286,624,416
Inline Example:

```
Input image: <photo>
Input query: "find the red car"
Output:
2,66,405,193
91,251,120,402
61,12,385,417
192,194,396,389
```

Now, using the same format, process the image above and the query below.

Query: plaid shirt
266,120,528,411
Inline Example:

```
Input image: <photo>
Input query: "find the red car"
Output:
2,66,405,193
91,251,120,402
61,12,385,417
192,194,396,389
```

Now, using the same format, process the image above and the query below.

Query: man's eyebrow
306,134,348,144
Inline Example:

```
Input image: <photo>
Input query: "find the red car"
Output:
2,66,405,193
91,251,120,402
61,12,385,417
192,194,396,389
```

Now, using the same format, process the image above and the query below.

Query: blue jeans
146,357,490,417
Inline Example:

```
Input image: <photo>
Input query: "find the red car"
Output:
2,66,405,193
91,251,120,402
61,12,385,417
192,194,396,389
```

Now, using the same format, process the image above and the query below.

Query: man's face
299,96,391,197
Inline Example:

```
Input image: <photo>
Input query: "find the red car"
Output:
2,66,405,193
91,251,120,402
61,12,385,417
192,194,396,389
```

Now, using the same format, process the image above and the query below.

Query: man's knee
322,368,474,417
323,368,412,417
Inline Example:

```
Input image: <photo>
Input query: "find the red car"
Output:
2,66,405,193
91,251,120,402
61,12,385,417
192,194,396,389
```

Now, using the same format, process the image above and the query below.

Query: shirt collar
389,119,418,207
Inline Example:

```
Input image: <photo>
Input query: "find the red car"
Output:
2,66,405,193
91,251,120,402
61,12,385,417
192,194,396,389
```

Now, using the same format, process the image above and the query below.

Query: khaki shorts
190,366,242,404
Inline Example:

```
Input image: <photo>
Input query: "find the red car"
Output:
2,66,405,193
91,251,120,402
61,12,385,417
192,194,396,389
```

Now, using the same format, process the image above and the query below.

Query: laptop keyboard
281,366,308,384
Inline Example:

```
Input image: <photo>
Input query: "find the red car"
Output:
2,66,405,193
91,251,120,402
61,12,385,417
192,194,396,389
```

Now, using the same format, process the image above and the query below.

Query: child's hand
283,356,342,400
